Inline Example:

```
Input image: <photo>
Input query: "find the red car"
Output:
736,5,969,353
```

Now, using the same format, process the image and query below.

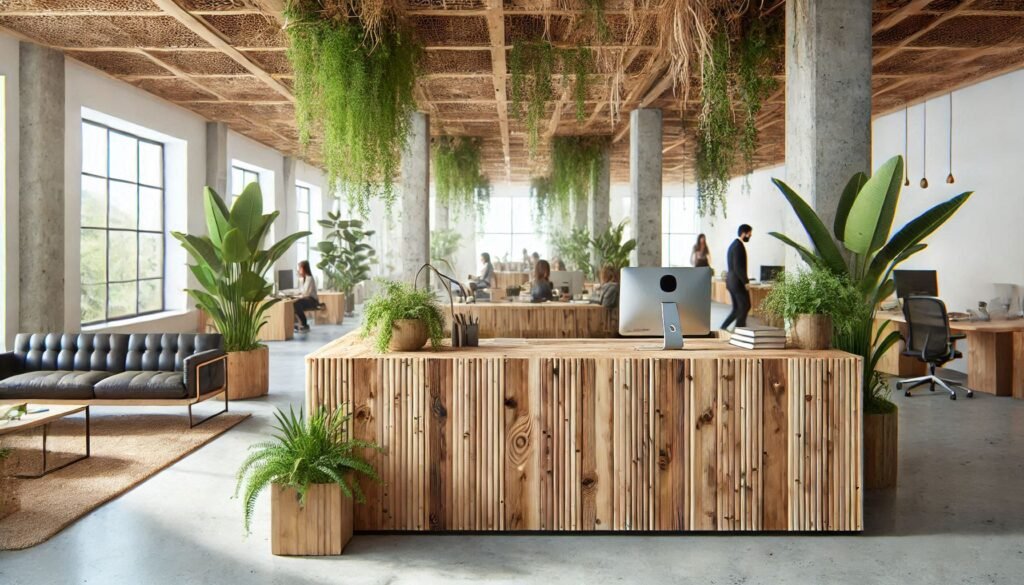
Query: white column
629,108,663,267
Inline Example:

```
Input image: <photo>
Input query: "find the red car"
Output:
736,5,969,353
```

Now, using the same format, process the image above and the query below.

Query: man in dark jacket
721,224,753,330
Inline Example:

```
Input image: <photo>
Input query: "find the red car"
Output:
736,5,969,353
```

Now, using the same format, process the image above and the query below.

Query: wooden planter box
864,408,899,489
226,346,269,400
271,483,352,556
791,314,833,350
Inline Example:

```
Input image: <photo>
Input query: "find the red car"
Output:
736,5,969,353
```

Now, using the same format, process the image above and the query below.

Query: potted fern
236,407,380,556
172,183,309,399
760,267,864,350
362,280,445,352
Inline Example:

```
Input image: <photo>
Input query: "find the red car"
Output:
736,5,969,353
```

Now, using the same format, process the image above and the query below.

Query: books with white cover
733,326,786,338
729,339,787,350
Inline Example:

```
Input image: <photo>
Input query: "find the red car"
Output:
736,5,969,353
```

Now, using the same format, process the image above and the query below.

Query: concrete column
629,108,663,267
785,0,872,267
19,43,64,332
400,112,430,284
205,121,229,196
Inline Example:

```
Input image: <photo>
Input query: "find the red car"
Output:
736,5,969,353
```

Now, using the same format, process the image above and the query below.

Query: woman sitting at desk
293,260,319,333
591,264,620,309
529,259,555,302
468,252,496,292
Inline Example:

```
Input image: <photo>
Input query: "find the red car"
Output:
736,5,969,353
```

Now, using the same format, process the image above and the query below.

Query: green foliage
546,135,606,220
509,40,594,154
316,213,376,295
0,448,9,462
550,226,594,279
581,0,610,40
591,219,636,272
284,2,420,216
696,30,736,219
234,406,381,535
530,176,554,223
172,184,309,352
760,267,866,339
361,280,445,353
430,228,462,273
736,19,779,176
769,155,973,414
432,137,490,219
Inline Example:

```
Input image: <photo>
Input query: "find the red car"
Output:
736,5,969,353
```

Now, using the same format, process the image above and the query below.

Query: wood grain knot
504,397,518,409
805,394,813,402
431,398,447,418
581,476,596,489
772,382,784,393
696,408,714,428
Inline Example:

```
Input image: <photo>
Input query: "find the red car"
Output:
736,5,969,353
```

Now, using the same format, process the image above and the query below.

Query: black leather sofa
0,333,229,427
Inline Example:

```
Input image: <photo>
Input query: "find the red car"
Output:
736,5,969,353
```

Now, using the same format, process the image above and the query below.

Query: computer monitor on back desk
893,270,938,299
277,269,295,293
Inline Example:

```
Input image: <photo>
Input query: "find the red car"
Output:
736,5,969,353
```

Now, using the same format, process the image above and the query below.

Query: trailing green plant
509,40,594,154
530,175,554,223
549,226,594,279
769,155,972,414
316,213,376,296
547,135,606,220
284,1,420,216
591,219,636,272
760,267,866,339
430,228,462,272
581,0,610,40
736,18,779,178
432,136,490,218
172,184,309,352
234,406,380,535
695,30,736,219
362,280,445,353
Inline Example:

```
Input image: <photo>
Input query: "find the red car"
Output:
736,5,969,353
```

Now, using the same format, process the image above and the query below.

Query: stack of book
729,326,787,349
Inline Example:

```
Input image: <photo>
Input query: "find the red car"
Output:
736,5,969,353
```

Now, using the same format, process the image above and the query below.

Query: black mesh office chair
896,296,973,400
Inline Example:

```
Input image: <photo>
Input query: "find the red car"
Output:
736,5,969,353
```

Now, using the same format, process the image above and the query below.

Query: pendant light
903,107,910,187
919,101,929,189
946,93,955,184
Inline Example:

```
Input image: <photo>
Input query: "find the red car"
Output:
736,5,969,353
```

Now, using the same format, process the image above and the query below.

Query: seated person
530,251,541,268
551,257,567,271
529,259,555,302
292,260,319,333
468,252,496,293
591,265,620,309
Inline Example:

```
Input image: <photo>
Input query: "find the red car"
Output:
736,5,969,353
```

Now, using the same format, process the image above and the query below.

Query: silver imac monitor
619,267,712,348
550,270,585,296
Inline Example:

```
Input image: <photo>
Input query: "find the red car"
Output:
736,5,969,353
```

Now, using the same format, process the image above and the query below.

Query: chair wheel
896,382,903,390
967,391,974,398
950,393,956,400
904,390,912,397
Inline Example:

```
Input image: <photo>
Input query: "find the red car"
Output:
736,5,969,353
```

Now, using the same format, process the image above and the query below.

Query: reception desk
448,301,615,338
306,334,863,532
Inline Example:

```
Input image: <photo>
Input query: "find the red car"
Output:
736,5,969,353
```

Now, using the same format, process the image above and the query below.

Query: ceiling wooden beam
872,2,975,66
150,0,293,102
484,0,512,181
871,0,934,34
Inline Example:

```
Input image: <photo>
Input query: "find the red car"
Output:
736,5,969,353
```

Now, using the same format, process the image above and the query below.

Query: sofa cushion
93,371,187,400
0,370,108,399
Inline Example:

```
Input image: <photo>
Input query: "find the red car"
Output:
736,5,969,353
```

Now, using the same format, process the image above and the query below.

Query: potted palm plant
591,219,637,277
769,154,972,489
362,280,445,352
236,407,379,556
316,213,376,317
172,183,309,399
759,267,864,350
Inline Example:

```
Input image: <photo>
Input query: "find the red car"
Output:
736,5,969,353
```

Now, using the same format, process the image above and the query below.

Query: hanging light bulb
920,101,928,189
946,93,955,184
903,106,910,186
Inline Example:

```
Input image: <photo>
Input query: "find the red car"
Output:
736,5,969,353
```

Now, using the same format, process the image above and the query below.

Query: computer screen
893,270,938,299
277,269,295,292
618,267,712,337
549,271,585,296
760,265,784,282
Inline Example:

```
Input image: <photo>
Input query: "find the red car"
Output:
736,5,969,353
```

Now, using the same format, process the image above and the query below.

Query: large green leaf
172,232,223,273
834,171,868,242
189,263,219,292
264,231,312,265
246,213,277,252
771,178,848,275
842,156,903,255
203,187,232,248
230,183,265,243
869,330,903,373
221,228,252,263
236,270,271,301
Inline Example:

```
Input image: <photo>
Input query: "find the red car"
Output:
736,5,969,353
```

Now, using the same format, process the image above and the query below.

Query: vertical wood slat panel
762,359,788,531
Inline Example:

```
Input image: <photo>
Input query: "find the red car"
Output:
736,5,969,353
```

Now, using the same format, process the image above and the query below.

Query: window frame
231,165,260,202
80,119,166,325
296,183,311,261
662,192,700,268
477,192,536,262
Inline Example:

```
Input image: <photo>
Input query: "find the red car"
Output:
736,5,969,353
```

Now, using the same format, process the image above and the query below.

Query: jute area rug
0,412,249,550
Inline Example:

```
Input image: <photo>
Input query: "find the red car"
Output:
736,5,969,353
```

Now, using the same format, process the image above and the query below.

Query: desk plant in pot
173,183,309,399
760,267,863,350
316,214,376,317
769,154,972,489
362,280,444,352
236,407,379,556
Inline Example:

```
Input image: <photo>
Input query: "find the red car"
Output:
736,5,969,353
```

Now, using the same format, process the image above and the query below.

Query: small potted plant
760,267,863,350
362,280,445,352
235,407,380,556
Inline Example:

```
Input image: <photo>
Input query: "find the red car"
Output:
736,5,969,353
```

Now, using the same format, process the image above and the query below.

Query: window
296,184,311,261
477,194,544,263
231,165,260,202
662,194,699,267
80,121,165,324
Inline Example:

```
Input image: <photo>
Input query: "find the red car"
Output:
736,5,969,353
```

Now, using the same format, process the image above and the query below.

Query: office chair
896,296,973,400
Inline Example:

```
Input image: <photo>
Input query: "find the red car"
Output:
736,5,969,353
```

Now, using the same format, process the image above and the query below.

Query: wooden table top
453,301,606,311
309,331,858,361
0,404,87,435
876,310,1024,333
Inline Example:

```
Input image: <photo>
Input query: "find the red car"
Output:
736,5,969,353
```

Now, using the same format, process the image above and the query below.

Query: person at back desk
291,260,318,333
590,264,619,309
721,224,752,330
530,259,555,302
468,252,495,293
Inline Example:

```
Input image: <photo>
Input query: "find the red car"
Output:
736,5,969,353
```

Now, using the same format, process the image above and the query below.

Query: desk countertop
876,310,1024,333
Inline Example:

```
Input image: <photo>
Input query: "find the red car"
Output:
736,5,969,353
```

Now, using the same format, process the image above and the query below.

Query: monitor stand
661,301,684,350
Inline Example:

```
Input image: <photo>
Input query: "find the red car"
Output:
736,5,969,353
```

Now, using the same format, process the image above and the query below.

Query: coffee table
0,404,90,478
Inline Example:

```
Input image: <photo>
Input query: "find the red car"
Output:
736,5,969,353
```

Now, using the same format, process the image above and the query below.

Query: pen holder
452,322,479,347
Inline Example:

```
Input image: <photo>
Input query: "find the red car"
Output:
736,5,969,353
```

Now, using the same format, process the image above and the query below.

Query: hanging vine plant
284,1,420,216
736,18,779,177
695,30,735,219
547,135,606,220
432,136,490,219
530,175,554,223
509,40,594,155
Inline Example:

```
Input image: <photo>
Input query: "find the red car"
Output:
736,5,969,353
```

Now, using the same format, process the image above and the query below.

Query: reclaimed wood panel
447,303,615,338
305,334,863,532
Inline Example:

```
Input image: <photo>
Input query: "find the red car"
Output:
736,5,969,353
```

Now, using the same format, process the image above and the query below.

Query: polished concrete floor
2,307,1024,584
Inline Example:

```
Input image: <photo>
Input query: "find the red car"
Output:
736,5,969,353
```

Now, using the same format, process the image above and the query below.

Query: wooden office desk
306,334,863,532
447,301,616,338
198,298,295,341
712,280,773,314
317,291,346,325
875,310,1024,398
